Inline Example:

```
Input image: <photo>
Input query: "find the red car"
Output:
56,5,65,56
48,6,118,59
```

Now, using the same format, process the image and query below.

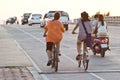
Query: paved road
2,24,120,80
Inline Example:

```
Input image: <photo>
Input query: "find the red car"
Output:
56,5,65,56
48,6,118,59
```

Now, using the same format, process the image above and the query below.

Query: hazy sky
0,0,120,20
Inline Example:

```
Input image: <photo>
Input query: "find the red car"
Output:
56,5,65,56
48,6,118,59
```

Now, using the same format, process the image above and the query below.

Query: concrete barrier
73,16,120,26
104,16,120,25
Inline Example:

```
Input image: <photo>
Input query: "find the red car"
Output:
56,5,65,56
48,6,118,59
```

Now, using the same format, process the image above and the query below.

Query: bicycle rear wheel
78,60,81,67
54,50,58,72
51,45,56,68
51,48,58,72
83,41,89,71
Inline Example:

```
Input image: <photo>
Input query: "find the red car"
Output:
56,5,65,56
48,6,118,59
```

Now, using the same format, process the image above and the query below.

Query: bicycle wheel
54,48,58,72
51,52,55,68
51,44,56,68
78,60,81,67
101,48,105,57
83,41,89,71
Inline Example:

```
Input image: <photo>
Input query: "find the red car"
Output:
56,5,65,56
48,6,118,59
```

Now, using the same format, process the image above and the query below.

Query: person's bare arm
43,29,47,37
61,24,65,32
93,22,98,34
72,25,78,34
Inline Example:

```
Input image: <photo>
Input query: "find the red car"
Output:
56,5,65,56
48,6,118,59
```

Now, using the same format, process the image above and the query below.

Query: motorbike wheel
101,49,105,57
29,24,32,26
22,23,24,25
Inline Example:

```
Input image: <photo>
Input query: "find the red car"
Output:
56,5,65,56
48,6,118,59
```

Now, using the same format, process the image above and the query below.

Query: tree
105,12,110,16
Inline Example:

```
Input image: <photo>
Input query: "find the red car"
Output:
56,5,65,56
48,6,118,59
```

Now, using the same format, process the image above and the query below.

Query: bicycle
43,34,59,72
51,43,59,72
78,40,89,71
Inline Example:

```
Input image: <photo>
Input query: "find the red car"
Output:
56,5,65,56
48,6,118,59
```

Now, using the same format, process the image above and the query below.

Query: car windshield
47,13,54,18
47,11,69,17
23,13,31,17
32,14,42,17
61,11,69,17
24,16,29,18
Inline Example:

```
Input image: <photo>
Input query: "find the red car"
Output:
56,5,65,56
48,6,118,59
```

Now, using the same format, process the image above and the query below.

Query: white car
28,13,44,27
43,11,70,30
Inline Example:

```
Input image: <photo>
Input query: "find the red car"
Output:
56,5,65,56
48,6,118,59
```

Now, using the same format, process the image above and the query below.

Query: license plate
101,44,107,48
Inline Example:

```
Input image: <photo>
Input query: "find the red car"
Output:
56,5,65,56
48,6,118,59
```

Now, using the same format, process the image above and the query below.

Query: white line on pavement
15,27,45,44
110,47,120,49
15,27,105,80
14,40,49,80
90,73,105,80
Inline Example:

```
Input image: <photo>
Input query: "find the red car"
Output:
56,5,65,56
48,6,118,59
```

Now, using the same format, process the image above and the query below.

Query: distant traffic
5,10,70,30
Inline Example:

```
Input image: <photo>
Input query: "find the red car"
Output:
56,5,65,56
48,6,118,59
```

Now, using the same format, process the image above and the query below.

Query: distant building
0,20,4,24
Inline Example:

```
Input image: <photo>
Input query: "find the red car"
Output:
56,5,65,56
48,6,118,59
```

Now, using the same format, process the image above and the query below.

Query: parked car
28,13,44,26
6,16,17,24
43,11,70,30
21,13,31,25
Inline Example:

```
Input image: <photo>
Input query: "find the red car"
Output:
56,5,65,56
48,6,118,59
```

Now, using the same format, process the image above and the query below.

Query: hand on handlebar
72,31,77,34
43,34,47,37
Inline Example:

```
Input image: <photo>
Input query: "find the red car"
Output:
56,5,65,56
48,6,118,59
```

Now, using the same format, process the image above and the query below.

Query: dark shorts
46,42,54,51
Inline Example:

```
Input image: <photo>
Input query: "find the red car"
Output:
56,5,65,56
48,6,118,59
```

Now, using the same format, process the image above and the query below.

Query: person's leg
54,41,61,62
77,41,82,55
55,39,62,52
55,42,60,52
76,41,82,60
46,42,53,66
55,41,61,56
46,50,52,60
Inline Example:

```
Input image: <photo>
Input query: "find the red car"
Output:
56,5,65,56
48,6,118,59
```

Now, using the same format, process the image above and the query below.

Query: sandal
76,54,82,61
47,60,52,66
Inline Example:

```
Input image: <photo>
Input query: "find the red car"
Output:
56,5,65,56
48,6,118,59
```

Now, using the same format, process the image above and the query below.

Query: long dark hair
81,11,90,21
53,12,61,20
99,14,104,26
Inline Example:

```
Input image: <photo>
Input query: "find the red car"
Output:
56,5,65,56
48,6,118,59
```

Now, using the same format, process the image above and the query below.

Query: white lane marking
52,69,120,73
110,47,120,49
90,73,105,80
15,27,45,44
14,27,106,80
14,40,49,80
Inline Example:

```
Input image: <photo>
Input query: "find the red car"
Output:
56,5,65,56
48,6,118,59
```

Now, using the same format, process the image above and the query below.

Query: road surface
2,24,120,80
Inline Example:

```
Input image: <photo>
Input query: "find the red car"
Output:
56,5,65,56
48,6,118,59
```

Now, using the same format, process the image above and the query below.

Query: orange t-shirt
44,20,65,42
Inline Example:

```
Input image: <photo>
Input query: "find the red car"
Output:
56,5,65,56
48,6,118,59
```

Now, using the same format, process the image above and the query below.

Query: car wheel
17,21,19,24
22,23,24,25
41,26,44,28
6,22,8,24
29,24,32,26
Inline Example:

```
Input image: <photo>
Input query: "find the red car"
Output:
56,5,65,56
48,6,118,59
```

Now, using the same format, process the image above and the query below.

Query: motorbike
92,37,109,57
